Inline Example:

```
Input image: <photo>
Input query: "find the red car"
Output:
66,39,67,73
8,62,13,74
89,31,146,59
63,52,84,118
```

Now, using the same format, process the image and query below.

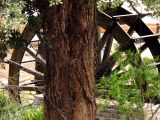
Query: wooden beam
102,37,113,62
113,13,149,25
21,80,44,86
26,47,46,66
139,44,147,52
136,33,160,39
113,13,149,19
96,31,112,54
134,18,160,71
133,33,160,44
4,85,44,92
30,40,41,43
98,13,135,49
97,11,113,29
7,60,44,78
21,60,36,63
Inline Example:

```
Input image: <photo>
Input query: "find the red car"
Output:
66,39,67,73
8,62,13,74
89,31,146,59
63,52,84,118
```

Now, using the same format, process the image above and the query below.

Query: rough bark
43,0,96,120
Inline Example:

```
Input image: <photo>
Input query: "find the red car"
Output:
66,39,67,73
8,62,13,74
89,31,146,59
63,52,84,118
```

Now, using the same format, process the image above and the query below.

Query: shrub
21,106,44,120
0,91,44,120
0,91,20,120
97,50,160,117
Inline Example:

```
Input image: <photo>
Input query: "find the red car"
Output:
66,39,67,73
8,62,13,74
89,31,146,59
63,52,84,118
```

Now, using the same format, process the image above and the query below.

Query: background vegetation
0,91,44,120
97,50,160,118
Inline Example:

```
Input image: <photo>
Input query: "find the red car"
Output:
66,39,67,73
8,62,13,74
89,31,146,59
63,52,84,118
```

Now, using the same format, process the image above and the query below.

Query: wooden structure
96,7,160,79
6,7,160,102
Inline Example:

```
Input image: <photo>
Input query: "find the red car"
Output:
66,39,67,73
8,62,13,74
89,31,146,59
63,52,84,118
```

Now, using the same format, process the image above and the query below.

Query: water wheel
7,7,160,103
7,23,45,102
96,7,160,78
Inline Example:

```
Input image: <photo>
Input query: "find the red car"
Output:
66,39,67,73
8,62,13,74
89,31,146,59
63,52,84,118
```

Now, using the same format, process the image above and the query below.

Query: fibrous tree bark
42,0,97,120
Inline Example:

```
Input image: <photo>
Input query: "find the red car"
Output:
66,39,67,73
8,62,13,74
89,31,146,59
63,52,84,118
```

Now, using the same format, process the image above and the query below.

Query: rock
33,94,43,106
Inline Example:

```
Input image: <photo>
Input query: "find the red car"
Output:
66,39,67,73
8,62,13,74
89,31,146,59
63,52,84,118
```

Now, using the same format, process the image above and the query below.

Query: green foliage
97,0,160,17
0,91,44,120
7,30,25,49
49,0,63,7
142,0,160,17
97,0,122,11
97,50,160,116
0,28,8,63
0,1,27,29
0,1,27,63
97,0,108,11
97,99,109,111
0,91,20,120
21,106,44,120
111,0,122,8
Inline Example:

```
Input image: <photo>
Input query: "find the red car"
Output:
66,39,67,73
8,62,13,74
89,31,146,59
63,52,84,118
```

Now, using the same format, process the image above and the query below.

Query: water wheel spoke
96,55,115,77
102,37,113,62
5,85,44,92
7,60,44,78
21,80,44,86
139,44,147,52
26,46,46,66
96,31,112,54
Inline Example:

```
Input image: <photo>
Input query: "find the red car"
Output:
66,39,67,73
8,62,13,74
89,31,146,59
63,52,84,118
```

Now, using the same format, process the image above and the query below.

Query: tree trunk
43,0,96,120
